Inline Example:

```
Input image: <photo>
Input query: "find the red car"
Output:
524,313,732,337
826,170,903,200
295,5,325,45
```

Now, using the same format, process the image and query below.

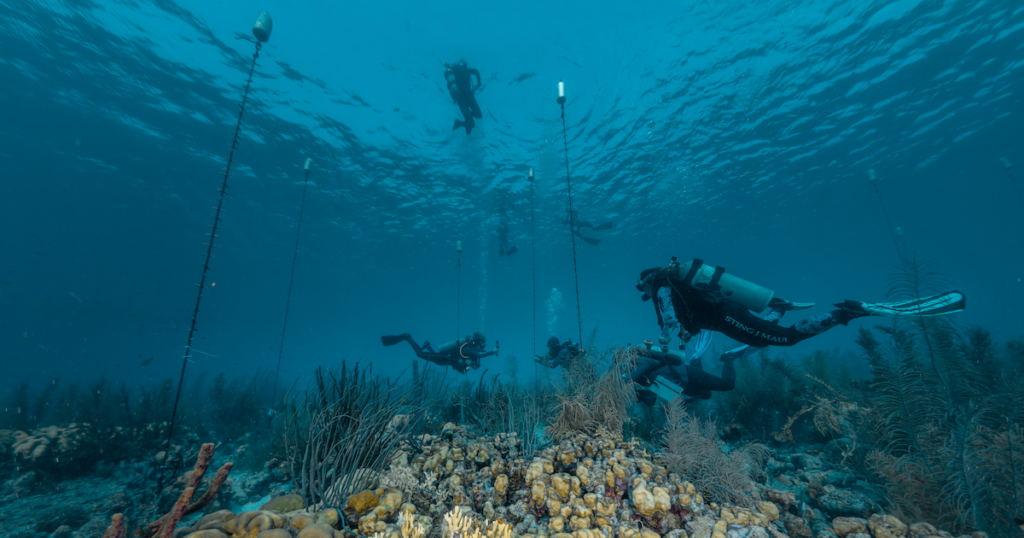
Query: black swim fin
453,119,463,131
506,246,518,256
594,222,614,231
582,236,601,246
381,334,410,346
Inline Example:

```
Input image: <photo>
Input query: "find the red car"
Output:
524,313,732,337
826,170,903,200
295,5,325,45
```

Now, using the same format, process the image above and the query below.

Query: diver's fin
582,236,601,246
768,298,816,312
506,246,518,256
453,119,463,131
836,291,966,319
720,344,759,362
690,329,713,361
381,334,410,346
594,222,614,231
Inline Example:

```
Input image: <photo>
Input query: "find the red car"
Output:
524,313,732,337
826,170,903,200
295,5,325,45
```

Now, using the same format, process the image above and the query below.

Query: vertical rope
167,40,262,447
530,169,537,384
559,102,583,346
1006,416,1019,510
271,162,312,411
457,245,462,340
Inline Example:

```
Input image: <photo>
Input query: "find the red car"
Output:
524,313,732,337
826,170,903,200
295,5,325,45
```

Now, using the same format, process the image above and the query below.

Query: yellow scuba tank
675,259,774,312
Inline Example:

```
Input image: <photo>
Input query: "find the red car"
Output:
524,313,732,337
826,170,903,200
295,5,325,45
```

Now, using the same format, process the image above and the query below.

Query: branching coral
857,278,1024,537
546,346,636,441
658,400,767,506
443,509,512,538
379,465,420,492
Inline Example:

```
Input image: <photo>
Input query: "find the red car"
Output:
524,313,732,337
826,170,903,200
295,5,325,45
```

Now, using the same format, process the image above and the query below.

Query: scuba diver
498,225,518,256
627,330,734,404
381,331,498,374
561,209,614,246
637,256,966,351
534,336,582,369
444,60,483,135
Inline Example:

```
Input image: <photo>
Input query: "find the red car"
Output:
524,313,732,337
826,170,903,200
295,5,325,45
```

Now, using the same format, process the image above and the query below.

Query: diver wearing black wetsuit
534,336,581,369
628,346,733,404
560,209,614,246
382,332,497,374
637,257,966,350
444,60,482,134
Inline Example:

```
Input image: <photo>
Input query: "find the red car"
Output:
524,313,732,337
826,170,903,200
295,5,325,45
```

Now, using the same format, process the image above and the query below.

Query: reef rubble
0,424,986,538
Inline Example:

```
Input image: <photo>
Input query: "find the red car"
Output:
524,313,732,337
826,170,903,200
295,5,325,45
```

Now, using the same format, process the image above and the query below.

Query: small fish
140,357,154,367
510,72,536,84
69,291,82,303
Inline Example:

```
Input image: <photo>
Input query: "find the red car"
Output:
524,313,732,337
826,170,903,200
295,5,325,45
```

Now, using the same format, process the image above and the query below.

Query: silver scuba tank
675,259,774,312
437,338,463,355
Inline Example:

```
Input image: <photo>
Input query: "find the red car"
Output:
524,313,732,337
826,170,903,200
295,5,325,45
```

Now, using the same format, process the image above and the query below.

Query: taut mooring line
557,80,583,346
167,13,273,447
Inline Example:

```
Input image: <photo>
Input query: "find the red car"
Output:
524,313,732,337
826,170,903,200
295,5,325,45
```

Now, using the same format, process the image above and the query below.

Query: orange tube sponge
143,443,232,538
102,513,124,538
159,486,196,538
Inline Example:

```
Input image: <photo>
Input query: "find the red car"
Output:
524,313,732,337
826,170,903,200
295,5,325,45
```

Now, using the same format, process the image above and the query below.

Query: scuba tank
639,341,684,366
674,259,774,312
438,335,484,357
444,67,459,102
437,337,467,355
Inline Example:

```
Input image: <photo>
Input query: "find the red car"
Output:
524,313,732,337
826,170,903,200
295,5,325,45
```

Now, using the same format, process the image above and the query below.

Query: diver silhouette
381,332,498,374
561,209,614,246
444,60,483,135
498,225,518,256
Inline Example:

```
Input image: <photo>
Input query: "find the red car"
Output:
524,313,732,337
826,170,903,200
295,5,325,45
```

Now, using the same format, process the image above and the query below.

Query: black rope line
457,244,462,341
530,168,537,383
559,100,583,346
167,40,262,447
272,161,312,410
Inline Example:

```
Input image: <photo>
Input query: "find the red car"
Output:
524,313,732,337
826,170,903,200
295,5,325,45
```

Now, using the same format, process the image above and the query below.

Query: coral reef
6,285,1024,538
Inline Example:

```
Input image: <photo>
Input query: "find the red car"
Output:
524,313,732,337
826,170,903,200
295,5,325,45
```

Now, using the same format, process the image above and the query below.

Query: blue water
1,0,1022,390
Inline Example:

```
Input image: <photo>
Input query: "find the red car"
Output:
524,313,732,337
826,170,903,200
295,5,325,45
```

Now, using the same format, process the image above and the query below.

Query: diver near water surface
444,60,483,135
561,209,614,246
534,336,582,369
637,256,966,352
498,225,518,256
382,331,498,374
